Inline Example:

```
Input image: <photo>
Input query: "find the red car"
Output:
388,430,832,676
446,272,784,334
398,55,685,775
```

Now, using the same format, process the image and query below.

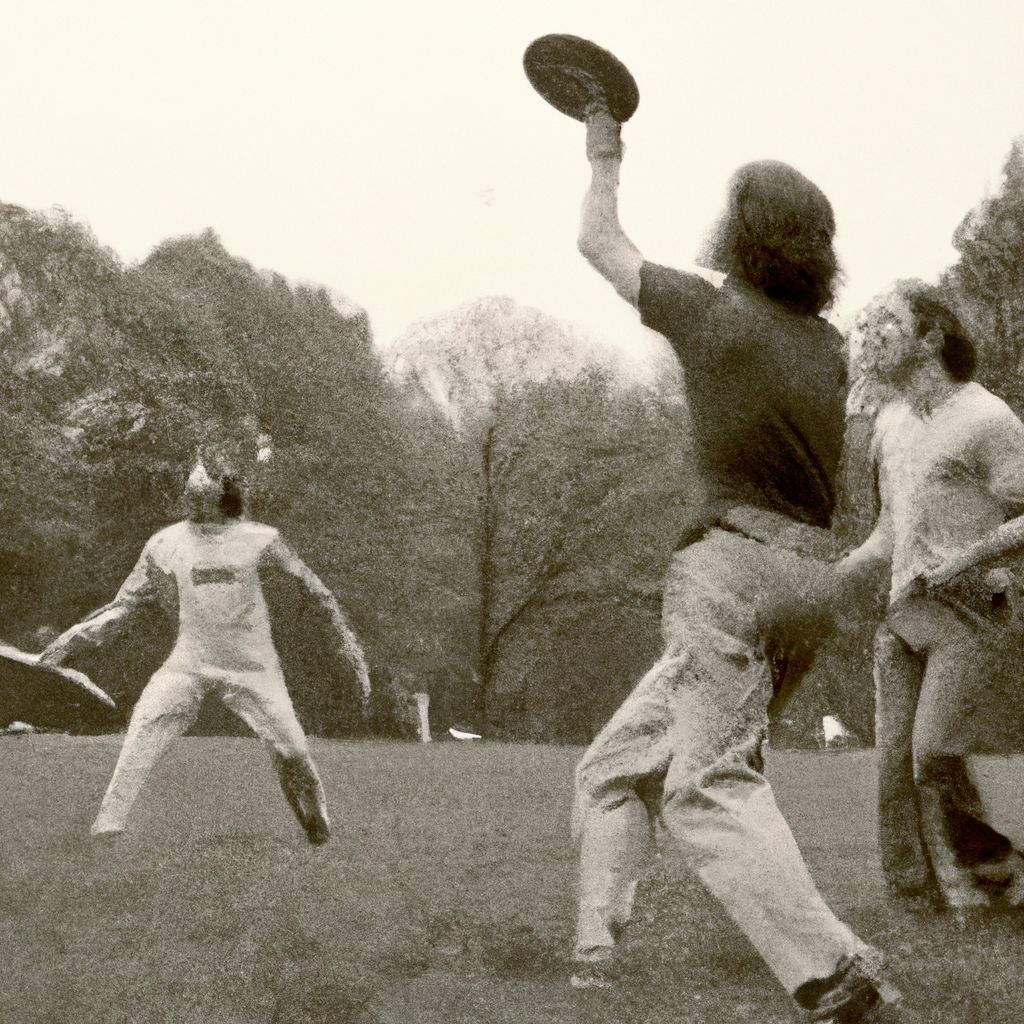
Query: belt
714,505,839,562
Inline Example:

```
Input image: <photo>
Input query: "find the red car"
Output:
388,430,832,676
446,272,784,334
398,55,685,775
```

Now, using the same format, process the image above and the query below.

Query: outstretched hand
910,563,1013,599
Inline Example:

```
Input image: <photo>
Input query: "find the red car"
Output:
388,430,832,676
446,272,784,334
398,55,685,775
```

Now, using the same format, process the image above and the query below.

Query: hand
38,641,66,668
984,567,1013,593
586,106,623,162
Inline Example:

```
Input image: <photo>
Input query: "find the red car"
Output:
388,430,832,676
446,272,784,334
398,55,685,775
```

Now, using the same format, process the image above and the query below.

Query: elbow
577,231,602,267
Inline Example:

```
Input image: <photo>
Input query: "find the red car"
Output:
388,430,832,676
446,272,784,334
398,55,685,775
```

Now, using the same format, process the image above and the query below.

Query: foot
569,963,615,990
885,883,941,915
972,851,1024,907
798,953,902,1023
89,823,124,842
303,815,331,846
570,949,617,990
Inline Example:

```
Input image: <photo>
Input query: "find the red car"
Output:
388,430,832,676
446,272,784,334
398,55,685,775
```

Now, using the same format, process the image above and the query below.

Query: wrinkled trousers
876,596,1018,907
574,523,872,997
93,662,329,839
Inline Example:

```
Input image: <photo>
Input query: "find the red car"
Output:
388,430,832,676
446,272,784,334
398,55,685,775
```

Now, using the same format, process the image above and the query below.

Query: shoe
973,851,1024,907
569,964,615,990
820,997,909,1023
569,951,616,990
303,815,331,846
797,953,902,1023
89,823,124,842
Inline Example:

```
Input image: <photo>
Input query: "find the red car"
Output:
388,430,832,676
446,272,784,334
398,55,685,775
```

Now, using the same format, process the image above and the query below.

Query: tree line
1,137,1021,744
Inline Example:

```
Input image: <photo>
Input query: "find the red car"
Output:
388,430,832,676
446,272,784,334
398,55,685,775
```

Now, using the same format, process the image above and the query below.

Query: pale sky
1,0,1021,364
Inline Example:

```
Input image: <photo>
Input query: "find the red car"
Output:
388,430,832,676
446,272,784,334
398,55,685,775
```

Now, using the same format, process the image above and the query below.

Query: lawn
2,738,1024,1023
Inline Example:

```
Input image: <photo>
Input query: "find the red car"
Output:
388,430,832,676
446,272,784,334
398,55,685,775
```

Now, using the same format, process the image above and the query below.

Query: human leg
573,651,682,962
907,609,1014,910
92,670,205,834
873,625,935,899
657,530,885,1009
221,676,330,844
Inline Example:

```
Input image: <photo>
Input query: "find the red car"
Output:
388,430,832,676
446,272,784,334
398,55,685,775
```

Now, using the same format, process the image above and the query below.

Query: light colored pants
92,664,329,837
876,598,1016,907
574,525,872,998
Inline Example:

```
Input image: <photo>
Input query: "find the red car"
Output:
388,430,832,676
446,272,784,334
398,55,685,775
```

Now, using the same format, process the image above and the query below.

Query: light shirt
874,382,1024,601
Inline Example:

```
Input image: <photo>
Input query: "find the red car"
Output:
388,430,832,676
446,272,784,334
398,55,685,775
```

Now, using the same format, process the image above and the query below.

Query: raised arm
261,535,372,704
40,544,164,666
577,107,644,306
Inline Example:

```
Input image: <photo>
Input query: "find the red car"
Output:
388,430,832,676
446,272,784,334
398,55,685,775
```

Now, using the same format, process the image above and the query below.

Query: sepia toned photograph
1,2,1023,1021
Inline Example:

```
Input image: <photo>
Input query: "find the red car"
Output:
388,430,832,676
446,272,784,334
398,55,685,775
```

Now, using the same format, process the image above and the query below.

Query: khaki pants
93,665,329,838
574,523,872,998
876,597,1017,906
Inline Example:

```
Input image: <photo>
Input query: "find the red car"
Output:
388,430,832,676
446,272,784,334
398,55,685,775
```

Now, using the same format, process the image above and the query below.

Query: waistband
713,505,839,562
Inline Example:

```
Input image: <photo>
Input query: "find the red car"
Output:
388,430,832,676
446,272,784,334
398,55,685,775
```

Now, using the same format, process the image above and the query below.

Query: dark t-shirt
639,261,848,530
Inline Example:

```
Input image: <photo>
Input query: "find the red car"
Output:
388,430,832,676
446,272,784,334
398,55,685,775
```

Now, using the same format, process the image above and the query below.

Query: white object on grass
6,720,35,734
822,715,854,747
448,727,482,741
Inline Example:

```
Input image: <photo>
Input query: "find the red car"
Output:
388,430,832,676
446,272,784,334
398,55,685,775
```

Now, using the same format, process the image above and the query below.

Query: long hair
700,160,839,316
219,475,245,518
902,281,977,382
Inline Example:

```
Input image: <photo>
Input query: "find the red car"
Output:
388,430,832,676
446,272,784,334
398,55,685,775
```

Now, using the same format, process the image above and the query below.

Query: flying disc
0,642,116,726
523,34,639,123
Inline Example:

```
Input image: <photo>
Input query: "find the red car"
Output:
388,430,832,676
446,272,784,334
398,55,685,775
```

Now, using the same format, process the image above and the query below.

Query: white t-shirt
874,382,1024,600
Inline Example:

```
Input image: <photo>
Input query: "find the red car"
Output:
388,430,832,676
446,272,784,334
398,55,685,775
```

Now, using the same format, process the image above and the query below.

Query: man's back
639,264,848,529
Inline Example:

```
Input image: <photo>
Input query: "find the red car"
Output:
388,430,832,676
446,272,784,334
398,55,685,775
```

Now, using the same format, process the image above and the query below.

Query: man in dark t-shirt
569,108,901,1023
639,262,847,528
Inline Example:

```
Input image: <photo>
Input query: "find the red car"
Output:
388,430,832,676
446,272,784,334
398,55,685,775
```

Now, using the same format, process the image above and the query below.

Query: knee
575,761,639,816
272,737,310,764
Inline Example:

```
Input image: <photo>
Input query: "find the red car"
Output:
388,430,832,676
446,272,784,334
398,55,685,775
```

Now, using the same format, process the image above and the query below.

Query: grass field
2,738,1024,1024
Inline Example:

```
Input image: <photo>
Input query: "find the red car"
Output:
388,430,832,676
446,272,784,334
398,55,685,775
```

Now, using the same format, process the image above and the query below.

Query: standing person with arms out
41,455,371,844
838,281,1024,917
570,104,904,1024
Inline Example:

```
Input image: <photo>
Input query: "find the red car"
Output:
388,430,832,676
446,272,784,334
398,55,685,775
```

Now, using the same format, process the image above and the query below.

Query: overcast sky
1,0,1020,363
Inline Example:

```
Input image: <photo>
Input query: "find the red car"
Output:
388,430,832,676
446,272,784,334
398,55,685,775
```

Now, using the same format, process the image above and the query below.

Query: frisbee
0,642,116,728
523,34,639,123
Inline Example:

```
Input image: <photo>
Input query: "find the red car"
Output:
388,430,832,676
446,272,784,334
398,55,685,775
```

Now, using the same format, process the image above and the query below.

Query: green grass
2,738,1024,1023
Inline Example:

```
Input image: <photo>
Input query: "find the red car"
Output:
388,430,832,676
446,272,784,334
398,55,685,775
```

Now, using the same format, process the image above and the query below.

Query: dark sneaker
796,952,902,1023
303,814,331,846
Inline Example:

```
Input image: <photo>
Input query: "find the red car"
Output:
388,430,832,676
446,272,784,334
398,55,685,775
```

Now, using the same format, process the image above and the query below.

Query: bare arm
835,503,894,588
577,108,644,306
40,547,162,665
925,518,1024,590
262,536,372,704
833,438,894,597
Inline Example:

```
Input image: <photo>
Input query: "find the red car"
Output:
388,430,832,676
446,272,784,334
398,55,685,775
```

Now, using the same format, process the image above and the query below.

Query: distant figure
568,102,901,1021
41,456,371,843
838,280,1024,914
